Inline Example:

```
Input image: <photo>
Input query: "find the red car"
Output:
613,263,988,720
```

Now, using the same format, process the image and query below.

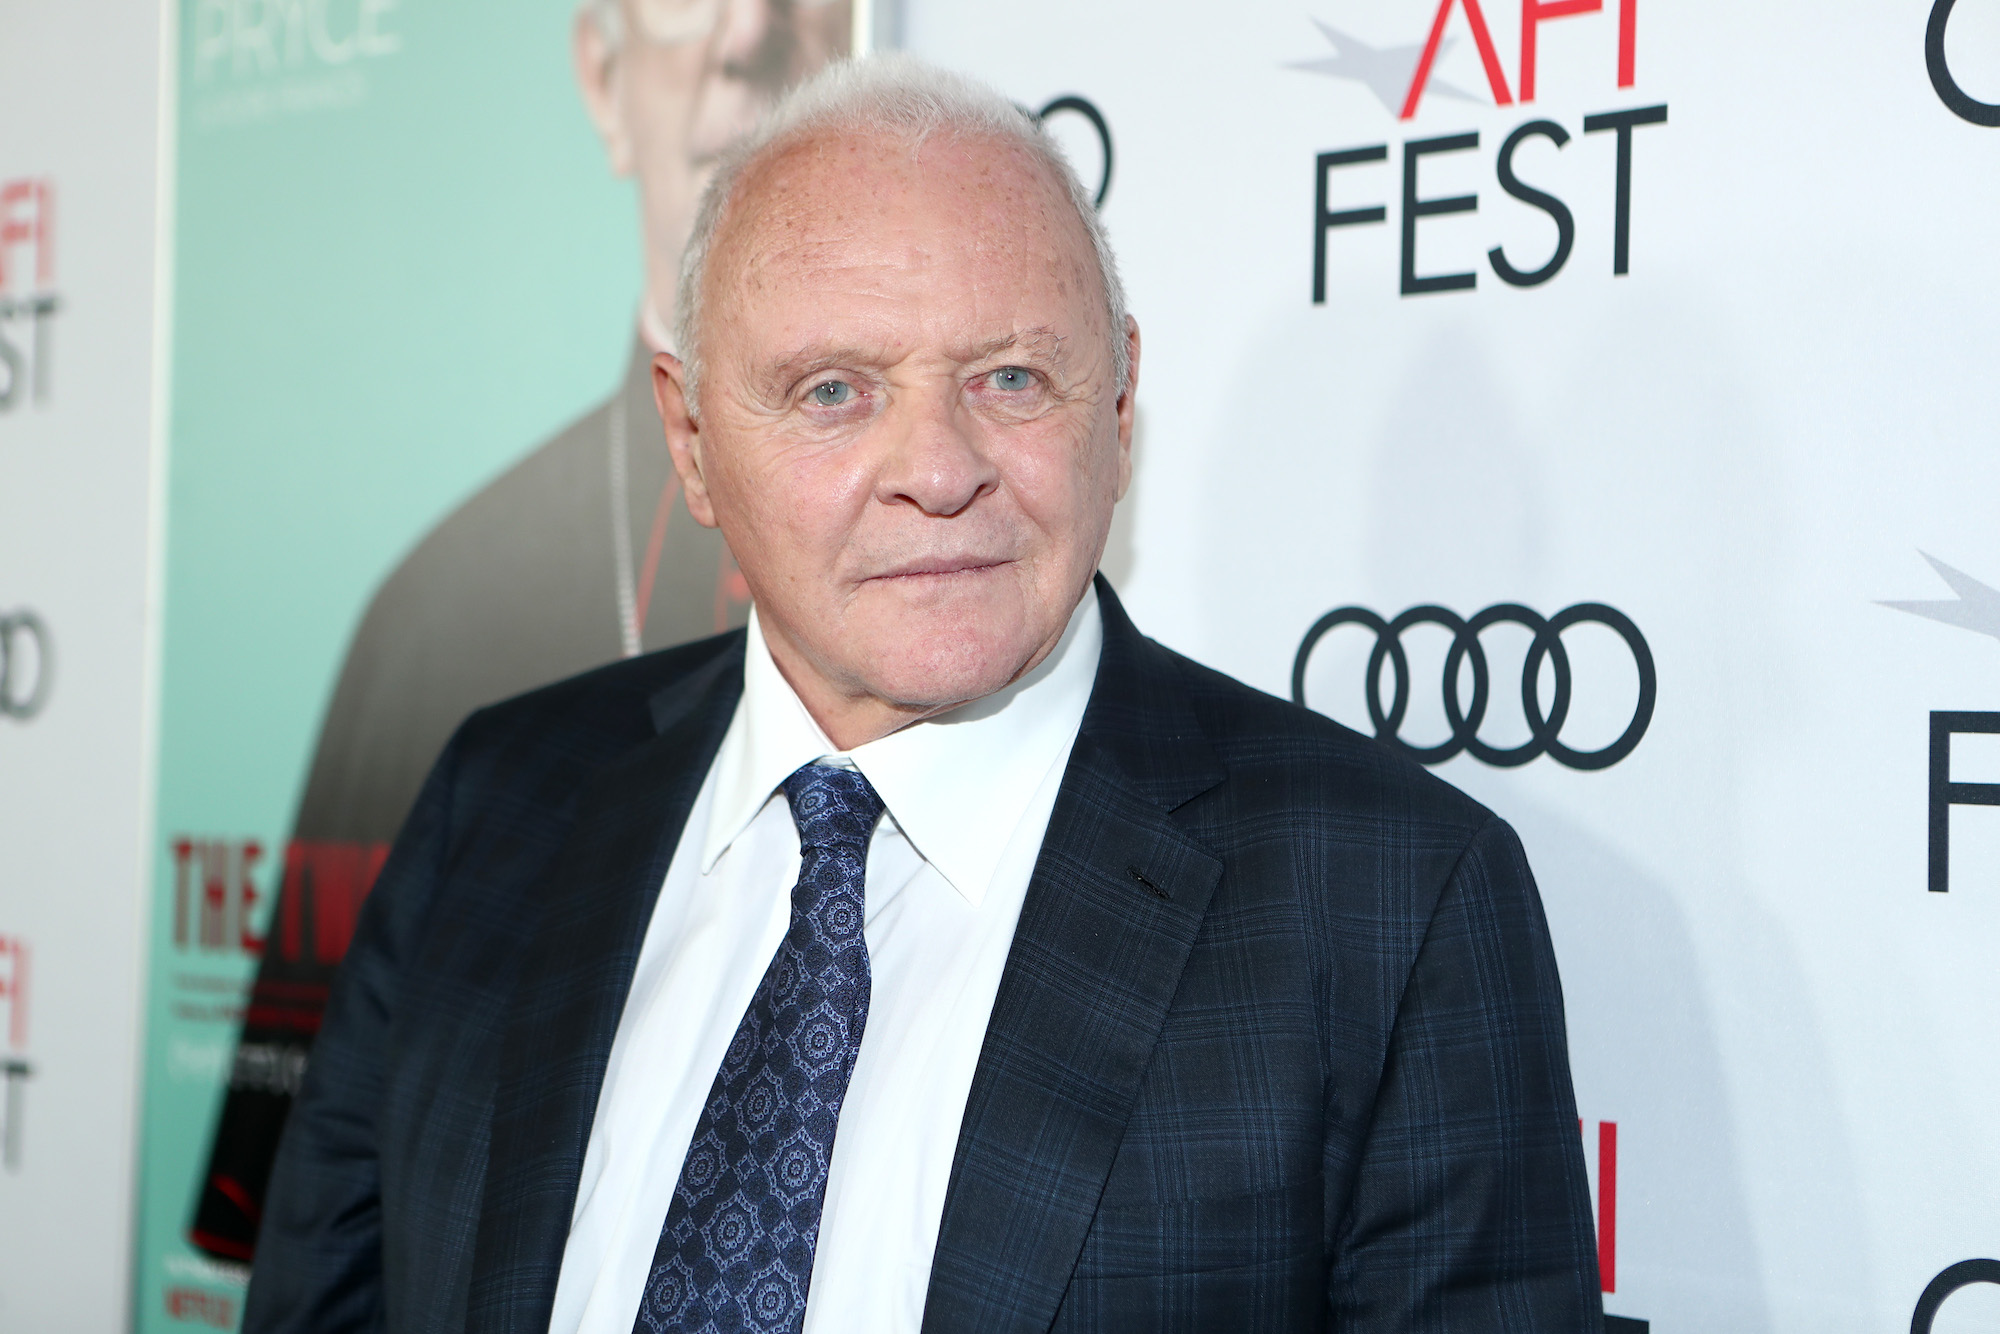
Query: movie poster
140,2,854,1326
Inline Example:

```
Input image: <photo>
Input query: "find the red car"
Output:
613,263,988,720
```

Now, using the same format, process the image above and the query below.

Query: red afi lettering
1408,0,1641,117
1520,0,1599,101
1401,0,1514,119
0,179,52,290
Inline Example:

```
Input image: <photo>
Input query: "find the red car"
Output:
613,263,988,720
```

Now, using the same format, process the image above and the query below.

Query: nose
874,385,1000,519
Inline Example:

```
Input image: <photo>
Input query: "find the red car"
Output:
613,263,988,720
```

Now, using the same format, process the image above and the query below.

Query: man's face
578,0,851,297
659,130,1139,744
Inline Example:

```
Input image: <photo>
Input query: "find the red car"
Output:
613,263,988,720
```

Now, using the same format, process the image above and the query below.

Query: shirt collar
703,587,1104,906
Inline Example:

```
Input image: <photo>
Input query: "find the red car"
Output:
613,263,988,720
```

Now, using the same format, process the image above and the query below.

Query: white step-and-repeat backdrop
0,0,167,1329
905,1,2000,1329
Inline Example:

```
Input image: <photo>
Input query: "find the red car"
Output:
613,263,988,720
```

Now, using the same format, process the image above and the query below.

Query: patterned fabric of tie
632,762,884,1334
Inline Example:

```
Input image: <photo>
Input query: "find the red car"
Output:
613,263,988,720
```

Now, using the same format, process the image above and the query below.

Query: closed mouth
868,557,1010,583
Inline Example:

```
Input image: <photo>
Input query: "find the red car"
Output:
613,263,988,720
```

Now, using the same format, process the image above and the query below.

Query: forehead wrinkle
707,128,1110,381
729,127,1092,270
729,233,1087,362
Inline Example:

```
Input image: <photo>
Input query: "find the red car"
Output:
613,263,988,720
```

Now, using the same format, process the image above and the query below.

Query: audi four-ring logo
1291,603,1656,770
1033,95,1113,208
0,611,51,721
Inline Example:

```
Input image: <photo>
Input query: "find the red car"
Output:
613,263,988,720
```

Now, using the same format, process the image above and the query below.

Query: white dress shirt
548,587,1104,1334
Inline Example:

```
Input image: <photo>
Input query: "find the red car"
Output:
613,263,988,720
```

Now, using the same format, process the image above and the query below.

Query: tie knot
781,763,885,851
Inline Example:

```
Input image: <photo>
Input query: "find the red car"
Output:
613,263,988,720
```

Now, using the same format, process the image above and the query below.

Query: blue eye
989,367,1033,391
811,380,853,406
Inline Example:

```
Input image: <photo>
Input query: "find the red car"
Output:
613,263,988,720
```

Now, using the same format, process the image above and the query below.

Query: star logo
1880,552,2000,646
1286,17,1478,114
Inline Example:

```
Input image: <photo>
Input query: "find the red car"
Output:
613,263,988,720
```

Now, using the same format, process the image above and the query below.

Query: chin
861,597,1044,712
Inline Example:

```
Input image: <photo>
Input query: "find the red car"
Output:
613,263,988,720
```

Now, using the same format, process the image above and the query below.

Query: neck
755,606,1084,753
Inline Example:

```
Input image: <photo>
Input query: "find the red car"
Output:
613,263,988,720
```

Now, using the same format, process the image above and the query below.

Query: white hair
673,53,1130,415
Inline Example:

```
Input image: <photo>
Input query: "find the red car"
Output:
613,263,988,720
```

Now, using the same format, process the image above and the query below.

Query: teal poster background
140,1,639,1325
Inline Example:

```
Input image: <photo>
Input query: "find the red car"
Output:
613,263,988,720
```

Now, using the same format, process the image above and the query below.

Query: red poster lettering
168,835,280,956
163,1286,237,1328
238,839,264,954
200,841,230,948
172,837,195,947
282,840,307,961
275,840,391,964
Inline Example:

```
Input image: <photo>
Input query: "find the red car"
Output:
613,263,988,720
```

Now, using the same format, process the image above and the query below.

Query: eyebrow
755,326,1074,392
953,327,1068,366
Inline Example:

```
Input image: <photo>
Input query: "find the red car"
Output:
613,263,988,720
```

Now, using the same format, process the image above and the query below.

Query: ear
653,352,719,527
1114,315,1141,501
572,7,633,177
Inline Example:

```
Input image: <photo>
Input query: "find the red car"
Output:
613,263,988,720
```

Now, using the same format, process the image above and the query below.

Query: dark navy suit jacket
244,579,1603,1333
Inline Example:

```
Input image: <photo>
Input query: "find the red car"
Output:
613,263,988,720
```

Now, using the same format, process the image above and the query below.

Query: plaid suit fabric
245,639,743,1334
922,590,1599,1333
244,580,1599,1334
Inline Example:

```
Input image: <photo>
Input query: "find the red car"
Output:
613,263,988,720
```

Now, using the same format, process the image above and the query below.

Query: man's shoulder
1148,637,1493,843
1131,638,1529,1003
446,629,746,792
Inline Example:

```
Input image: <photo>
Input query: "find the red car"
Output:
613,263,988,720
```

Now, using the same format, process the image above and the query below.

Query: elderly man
245,56,1601,1334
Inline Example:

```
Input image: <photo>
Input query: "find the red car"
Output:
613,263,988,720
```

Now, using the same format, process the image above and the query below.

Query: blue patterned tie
632,763,884,1334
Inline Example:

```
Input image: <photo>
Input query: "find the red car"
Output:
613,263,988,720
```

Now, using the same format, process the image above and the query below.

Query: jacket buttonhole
1127,865,1169,899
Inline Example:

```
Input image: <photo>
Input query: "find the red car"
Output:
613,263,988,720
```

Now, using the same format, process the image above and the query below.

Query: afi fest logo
0,178,59,412
1293,0,1665,299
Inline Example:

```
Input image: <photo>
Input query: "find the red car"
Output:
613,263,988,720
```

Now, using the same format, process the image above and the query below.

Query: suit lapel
467,643,743,1334
923,580,1227,1333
